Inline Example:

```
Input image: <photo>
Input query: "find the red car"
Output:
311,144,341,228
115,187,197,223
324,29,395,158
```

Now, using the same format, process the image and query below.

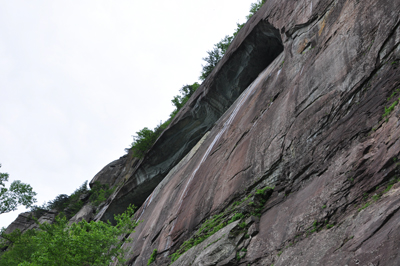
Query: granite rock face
4,0,400,265
99,18,284,223
107,0,400,265
2,211,56,235
89,155,128,188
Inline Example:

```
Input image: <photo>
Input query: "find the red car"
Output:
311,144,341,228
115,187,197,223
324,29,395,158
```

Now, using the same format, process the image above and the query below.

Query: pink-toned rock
6,0,400,265
113,0,400,265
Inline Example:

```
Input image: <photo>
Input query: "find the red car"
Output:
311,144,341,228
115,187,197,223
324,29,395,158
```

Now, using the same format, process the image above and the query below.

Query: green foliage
326,224,334,229
127,82,198,158
147,249,157,265
0,227,39,265
89,181,115,206
383,183,394,194
200,35,233,81
126,0,267,154
30,180,114,220
383,100,399,121
322,205,327,209
128,120,171,158
239,221,247,229
372,194,380,201
229,213,244,224
0,164,37,215
170,213,227,263
382,88,400,122
359,177,400,209
358,202,371,212
0,204,138,266
387,88,400,101
129,127,160,158
199,0,266,81
30,181,89,219
307,220,322,235
170,180,273,263
256,186,274,195
170,82,200,119
247,0,266,20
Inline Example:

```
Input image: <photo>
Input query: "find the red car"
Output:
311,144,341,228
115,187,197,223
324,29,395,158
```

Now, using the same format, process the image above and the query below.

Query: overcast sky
0,0,257,228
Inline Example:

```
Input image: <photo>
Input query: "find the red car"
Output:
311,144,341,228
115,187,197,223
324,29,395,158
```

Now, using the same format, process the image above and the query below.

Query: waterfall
166,69,267,249
137,191,154,221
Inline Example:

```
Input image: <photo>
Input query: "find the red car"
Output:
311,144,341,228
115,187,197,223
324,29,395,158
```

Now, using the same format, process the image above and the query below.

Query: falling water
165,70,266,249
137,191,154,221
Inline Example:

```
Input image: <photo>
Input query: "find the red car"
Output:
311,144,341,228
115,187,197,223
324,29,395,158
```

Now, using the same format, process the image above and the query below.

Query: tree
170,82,200,118
129,127,159,158
247,0,266,20
0,204,139,266
0,164,37,214
199,36,233,81
199,0,266,81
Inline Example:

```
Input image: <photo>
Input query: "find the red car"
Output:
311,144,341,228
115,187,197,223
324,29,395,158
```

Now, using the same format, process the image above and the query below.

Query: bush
147,249,157,265
29,180,105,219
89,181,115,206
0,205,138,266
199,0,266,81
170,83,199,119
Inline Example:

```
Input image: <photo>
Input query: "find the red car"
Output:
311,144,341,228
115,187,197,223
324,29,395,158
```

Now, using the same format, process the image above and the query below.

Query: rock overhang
99,18,284,224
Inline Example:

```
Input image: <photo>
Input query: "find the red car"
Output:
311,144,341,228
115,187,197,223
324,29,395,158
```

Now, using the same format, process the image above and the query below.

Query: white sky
0,0,257,228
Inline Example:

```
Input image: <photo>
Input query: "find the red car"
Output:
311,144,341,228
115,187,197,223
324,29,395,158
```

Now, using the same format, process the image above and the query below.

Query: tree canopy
127,82,199,158
126,0,267,158
0,164,37,215
0,204,138,266
199,0,266,81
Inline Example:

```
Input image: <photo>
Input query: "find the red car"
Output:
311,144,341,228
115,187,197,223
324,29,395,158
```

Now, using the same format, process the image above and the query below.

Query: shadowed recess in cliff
100,18,283,224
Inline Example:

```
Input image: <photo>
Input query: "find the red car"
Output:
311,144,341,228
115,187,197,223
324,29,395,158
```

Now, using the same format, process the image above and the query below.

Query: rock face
106,0,400,265
2,210,56,235
4,0,400,265
89,155,128,188
99,18,284,223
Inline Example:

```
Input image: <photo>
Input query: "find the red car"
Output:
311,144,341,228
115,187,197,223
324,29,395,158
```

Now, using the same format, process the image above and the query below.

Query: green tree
0,204,139,266
89,181,115,206
199,36,233,81
0,164,37,214
130,127,159,158
199,0,266,81
247,0,266,20
170,82,200,119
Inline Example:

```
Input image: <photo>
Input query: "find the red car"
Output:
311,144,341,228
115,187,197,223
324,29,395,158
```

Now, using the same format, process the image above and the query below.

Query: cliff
4,0,400,265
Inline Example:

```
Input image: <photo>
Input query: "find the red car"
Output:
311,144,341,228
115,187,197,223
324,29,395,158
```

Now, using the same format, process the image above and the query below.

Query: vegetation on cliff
170,186,273,263
30,181,114,220
126,0,266,159
0,205,138,266
199,0,266,81
127,82,199,158
1,1,270,265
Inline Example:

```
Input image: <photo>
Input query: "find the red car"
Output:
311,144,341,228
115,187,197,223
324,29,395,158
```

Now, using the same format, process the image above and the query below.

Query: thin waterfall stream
165,69,269,249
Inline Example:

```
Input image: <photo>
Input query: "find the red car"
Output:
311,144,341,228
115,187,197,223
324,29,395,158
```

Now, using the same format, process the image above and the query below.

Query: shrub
89,181,115,206
229,213,244,223
199,0,266,81
30,180,113,219
147,249,157,265
0,204,138,266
